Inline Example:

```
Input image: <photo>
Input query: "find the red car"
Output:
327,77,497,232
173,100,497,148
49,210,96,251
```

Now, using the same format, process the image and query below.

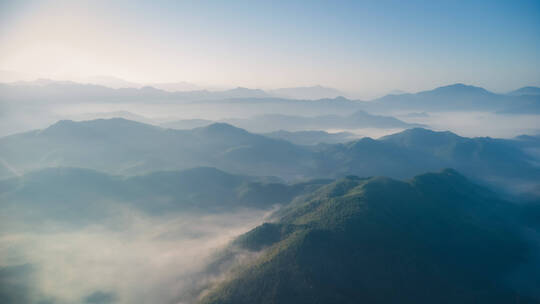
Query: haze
1,1,540,304
1,0,539,98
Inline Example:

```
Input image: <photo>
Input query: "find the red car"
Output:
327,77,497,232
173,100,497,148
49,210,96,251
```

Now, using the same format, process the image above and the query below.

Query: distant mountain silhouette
372,83,500,110
386,89,408,95
83,75,141,89
65,111,154,124
81,76,208,91
264,130,359,145
270,85,346,100
369,83,540,113
221,110,423,132
148,81,203,92
0,81,272,103
515,133,540,144
161,119,214,129
2,81,539,113
507,86,540,96
162,110,420,133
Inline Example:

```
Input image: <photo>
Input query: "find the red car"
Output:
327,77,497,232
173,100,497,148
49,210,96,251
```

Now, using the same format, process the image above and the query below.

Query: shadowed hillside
0,167,331,225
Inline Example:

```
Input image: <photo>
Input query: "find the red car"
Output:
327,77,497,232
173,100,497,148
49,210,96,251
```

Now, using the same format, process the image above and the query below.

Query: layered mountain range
1,118,538,198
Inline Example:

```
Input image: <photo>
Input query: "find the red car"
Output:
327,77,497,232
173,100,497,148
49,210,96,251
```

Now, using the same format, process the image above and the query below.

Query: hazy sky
1,0,539,97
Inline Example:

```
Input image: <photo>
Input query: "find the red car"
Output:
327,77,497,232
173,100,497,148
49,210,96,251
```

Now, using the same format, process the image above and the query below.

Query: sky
0,0,539,98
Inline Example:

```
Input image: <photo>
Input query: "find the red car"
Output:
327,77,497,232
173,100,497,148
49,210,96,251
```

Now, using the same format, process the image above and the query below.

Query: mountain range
368,83,540,113
0,80,272,103
2,80,539,113
263,130,359,145
507,86,540,96
1,118,539,197
0,119,312,179
223,111,423,132
74,76,348,99
0,166,331,225
269,85,347,99
1,110,539,303
0,79,349,102
163,110,422,133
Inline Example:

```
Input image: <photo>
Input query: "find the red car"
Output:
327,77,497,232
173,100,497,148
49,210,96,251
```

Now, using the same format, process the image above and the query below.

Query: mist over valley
1,1,540,303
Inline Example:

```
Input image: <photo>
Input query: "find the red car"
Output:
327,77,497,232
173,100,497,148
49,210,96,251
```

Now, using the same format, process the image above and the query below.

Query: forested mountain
0,166,331,224
199,169,540,304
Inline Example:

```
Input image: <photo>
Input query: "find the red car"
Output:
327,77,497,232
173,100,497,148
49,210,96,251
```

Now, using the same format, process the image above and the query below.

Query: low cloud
0,207,276,304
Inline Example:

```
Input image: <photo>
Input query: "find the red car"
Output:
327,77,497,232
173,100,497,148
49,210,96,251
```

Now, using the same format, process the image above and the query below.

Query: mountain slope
1,119,539,197
380,128,539,182
263,130,358,145
0,118,313,179
270,85,345,100
161,119,214,130
200,169,538,304
0,81,272,104
369,83,540,113
222,110,422,133
0,167,331,224
508,86,540,96
372,83,502,110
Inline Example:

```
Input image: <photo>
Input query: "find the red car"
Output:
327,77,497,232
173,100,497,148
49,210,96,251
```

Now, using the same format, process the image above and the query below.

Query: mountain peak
409,168,481,197
429,83,491,95
332,96,348,101
413,167,465,182
380,128,462,149
195,122,249,136
139,85,161,91
201,168,525,304
220,87,270,98
41,118,160,137
48,117,145,127
507,86,540,96
270,85,345,100
383,127,459,139
227,87,266,93
232,86,255,91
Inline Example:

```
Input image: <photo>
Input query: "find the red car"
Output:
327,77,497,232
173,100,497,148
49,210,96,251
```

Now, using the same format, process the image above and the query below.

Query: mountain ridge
1,119,539,198
199,169,537,304
370,83,540,113
507,86,540,96
3,80,539,113
0,166,331,222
